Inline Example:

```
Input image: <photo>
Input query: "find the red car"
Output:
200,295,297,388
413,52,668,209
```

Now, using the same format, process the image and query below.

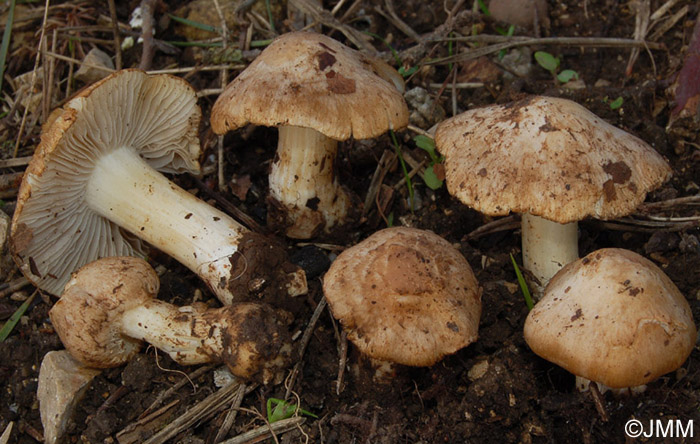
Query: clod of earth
49,256,293,385
211,31,409,239
435,95,672,291
9,69,306,304
523,248,697,394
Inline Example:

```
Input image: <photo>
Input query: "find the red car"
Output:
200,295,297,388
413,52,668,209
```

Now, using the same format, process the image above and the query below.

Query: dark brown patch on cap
317,51,336,71
478,168,487,177
570,308,583,321
603,161,632,184
603,179,616,202
327,72,356,94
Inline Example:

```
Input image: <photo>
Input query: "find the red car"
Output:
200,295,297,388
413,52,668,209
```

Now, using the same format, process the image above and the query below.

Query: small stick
139,0,158,71
462,215,520,241
285,297,328,399
214,382,247,442
0,277,30,299
336,330,348,395
588,381,610,423
107,0,123,69
362,150,396,218
219,417,305,444
191,176,268,234
212,0,229,193
139,364,214,418
143,381,241,444
0,157,32,168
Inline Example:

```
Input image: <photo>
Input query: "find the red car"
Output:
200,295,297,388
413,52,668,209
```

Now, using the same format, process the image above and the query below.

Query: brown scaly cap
524,248,696,388
49,256,159,368
323,227,481,366
11,69,201,295
210,31,409,140
435,96,672,223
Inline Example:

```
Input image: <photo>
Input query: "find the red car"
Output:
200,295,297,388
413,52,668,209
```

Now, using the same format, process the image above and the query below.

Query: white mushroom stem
521,213,579,290
85,146,307,304
86,146,244,301
576,376,647,395
120,300,226,365
269,125,351,239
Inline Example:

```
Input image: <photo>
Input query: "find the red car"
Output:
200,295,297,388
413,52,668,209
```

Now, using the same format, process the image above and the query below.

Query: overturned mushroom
524,248,696,394
323,227,481,381
211,31,409,239
435,96,671,290
49,256,293,384
10,69,306,304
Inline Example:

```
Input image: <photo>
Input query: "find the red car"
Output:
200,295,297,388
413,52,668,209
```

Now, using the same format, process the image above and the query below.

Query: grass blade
0,0,17,95
0,291,37,342
510,254,534,310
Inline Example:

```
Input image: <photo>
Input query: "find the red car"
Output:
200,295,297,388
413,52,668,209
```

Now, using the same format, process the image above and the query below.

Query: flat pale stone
38,350,101,444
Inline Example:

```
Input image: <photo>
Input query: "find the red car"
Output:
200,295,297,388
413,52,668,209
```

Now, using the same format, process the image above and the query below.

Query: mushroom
211,31,409,239
435,96,672,290
523,248,697,394
49,256,293,384
322,227,481,380
10,69,306,304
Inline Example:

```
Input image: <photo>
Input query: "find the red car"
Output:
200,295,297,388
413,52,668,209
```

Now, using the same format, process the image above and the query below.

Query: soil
0,1,699,443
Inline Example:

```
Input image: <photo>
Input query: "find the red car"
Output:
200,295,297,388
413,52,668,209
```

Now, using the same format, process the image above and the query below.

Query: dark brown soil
1,1,699,443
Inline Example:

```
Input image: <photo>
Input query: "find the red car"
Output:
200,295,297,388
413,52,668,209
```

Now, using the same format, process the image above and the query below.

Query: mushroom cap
11,69,201,295
323,227,481,366
49,256,160,368
435,96,672,223
524,248,697,388
210,31,409,141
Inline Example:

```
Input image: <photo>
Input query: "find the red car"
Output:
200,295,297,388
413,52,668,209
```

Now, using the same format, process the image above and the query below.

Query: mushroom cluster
50,256,292,384
10,69,306,305
211,31,409,239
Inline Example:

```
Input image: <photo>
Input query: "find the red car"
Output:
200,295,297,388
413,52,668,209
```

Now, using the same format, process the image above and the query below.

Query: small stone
38,350,101,444
74,48,115,84
468,359,489,381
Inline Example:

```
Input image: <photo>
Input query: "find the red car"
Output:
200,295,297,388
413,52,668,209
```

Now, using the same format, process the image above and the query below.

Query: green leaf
609,96,624,110
387,212,394,227
557,69,579,83
423,165,443,190
510,254,533,310
167,13,221,33
0,291,36,342
534,51,559,73
398,65,419,78
266,398,318,423
414,135,437,161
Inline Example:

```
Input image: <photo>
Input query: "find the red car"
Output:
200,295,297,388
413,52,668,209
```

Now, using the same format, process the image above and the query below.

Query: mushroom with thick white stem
10,69,306,304
523,248,697,394
211,31,409,239
435,96,672,291
49,256,293,385
322,227,482,381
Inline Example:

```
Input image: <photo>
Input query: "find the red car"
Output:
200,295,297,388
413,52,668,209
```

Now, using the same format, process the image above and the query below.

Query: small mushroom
435,96,672,290
523,248,697,394
10,69,306,304
322,227,481,380
211,31,409,239
49,256,293,384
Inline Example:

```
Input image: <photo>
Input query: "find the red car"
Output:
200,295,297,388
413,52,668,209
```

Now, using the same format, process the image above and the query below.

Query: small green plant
390,130,414,212
534,51,578,84
605,96,624,110
266,398,318,423
510,254,534,310
364,32,418,78
0,292,37,342
413,135,445,190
